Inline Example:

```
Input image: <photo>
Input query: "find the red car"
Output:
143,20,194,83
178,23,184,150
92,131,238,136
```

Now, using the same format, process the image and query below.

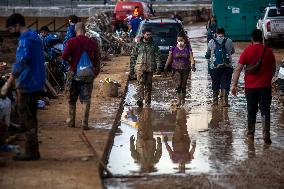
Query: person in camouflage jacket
130,28,161,107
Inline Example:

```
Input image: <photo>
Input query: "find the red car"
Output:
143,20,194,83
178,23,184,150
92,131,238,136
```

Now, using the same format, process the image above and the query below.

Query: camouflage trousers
137,71,153,104
173,69,190,94
17,91,40,154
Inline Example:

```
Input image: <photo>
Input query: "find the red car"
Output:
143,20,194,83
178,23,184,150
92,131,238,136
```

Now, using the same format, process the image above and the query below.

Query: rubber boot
82,102,91,130
137,100,143,108
245,122,255,144
213,90,219,106
181,93,186,106
222,89,230,107
262,116,272,144
14,131,40,161
176,93,182,107
66,104,76,128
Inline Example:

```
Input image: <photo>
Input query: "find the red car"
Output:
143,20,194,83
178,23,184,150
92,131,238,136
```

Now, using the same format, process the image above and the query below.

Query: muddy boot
222,89,230,107
262,116,272,144
14,131,40,161
176,93,182,107
82,102,91,130
137,100,143,108
181,93,186,106
212,90,219,106
66,104,76,128
245,122,255,144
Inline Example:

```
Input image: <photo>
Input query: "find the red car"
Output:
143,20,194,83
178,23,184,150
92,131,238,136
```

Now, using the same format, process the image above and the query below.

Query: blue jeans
210,67,233,91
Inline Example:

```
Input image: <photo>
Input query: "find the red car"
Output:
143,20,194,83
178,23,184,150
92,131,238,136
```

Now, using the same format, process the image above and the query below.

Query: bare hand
231,86,238,96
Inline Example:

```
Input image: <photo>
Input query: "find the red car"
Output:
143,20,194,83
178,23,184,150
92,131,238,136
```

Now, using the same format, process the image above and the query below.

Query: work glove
191,64,196,72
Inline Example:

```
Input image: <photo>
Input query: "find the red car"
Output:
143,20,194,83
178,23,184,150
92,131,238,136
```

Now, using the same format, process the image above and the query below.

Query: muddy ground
0,23,284,189
0,56,129,189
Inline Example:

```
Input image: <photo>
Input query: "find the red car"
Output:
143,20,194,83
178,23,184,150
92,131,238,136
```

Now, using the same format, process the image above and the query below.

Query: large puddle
106,26,284,179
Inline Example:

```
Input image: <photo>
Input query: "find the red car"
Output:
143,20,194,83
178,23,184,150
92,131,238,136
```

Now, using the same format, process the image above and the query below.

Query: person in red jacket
62,22,100,130
231,29,276,144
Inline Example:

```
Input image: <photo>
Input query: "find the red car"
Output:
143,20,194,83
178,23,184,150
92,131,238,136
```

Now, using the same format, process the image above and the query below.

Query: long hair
177,31,190,46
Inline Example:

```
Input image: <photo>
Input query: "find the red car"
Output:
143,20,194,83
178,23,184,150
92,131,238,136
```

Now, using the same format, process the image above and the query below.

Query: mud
0,56,130,189
104,25,284,188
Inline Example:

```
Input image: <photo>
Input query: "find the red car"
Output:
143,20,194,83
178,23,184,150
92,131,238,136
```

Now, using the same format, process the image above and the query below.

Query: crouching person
62,22,100,130
1,13,46,160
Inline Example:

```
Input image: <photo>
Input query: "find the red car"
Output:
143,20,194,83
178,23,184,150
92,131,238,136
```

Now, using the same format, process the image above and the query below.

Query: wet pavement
105,25,284,186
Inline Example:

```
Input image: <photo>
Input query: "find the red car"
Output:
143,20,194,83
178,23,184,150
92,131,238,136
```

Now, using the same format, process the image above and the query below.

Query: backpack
74,51,95,82
213,38,228,68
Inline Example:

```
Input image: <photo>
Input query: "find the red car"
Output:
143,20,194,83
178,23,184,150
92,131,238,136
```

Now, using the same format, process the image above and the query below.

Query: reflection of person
208,106,233,163
163,109,196,173
130,108,162,173
231,29,276,144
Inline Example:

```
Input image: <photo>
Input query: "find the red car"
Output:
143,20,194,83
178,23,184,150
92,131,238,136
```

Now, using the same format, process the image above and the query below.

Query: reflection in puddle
107,25,284,177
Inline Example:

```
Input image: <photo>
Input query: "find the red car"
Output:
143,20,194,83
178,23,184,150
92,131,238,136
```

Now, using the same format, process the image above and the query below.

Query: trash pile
274,58,284,104
85,13,132,57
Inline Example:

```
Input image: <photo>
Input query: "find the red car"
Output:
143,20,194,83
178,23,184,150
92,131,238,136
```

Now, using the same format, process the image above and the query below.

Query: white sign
232,7,240,14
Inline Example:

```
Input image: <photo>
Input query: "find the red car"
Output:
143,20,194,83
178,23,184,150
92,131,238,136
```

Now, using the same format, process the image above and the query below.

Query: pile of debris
85,13,132,57
273,58,284,104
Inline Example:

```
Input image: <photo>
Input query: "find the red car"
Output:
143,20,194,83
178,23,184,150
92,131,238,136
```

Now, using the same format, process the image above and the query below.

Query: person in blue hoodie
63,15,78,48
62,15,78,69
1,13,46,161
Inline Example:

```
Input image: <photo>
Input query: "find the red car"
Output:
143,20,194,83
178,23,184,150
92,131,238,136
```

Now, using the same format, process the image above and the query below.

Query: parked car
257,6,284,44
112,1,153,32
134,17,185,70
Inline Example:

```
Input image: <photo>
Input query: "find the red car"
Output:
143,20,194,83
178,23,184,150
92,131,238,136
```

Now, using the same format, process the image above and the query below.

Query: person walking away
206,28,235,107
130,28,161,108
164,32,196,107
129,14,142,38
206,16,218,43
1,13,46,160
62,22,100,130
231,29,276,144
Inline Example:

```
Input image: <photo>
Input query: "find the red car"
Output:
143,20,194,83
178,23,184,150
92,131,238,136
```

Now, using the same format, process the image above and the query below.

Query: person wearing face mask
130,28,161,108
164,32,196,107
1,13,45,160
206,28,235,107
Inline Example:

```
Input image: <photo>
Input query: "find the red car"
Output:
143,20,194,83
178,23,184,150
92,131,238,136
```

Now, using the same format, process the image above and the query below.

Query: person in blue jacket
1,13,46,161
63,15,78,47
39,26,61,60
62,15,78,69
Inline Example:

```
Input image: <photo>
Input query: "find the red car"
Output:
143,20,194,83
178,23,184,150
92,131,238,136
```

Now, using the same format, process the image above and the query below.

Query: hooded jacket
12,29,46,93
130,38,161,73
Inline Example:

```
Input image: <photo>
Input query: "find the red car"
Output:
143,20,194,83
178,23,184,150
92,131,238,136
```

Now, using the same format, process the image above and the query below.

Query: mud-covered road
104,25,284,189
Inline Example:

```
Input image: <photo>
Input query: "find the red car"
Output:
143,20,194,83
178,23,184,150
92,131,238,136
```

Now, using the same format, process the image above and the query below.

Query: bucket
100,82,119,97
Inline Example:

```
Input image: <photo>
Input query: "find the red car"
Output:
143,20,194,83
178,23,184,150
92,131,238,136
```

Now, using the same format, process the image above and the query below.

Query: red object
62,35,100,74
111,1,153,27
266,20,271,32
238,44,276,89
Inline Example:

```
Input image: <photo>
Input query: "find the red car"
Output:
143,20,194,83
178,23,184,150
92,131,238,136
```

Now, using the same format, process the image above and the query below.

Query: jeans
173,69,190,94
245,88,272,125
210,67,233,91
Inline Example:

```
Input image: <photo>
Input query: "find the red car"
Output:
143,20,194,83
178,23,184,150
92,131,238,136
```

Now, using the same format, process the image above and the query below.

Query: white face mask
177,41,185,46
